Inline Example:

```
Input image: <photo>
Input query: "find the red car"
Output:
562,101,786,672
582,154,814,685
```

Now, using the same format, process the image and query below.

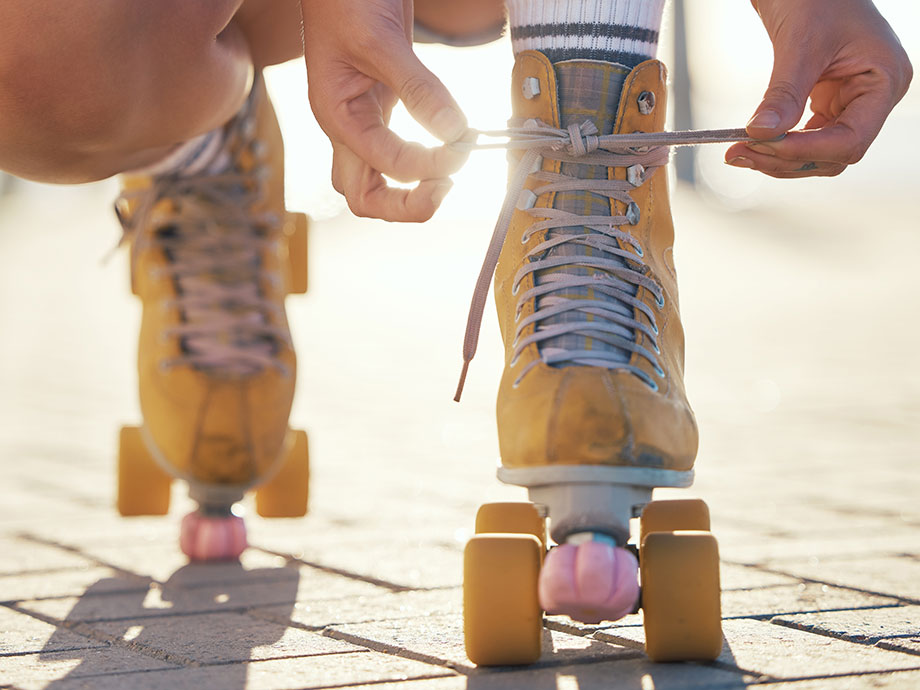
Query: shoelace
453,120,753,401
114,169,291,376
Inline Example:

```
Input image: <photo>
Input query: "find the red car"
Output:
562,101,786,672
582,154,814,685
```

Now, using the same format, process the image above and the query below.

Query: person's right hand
301,0,468,222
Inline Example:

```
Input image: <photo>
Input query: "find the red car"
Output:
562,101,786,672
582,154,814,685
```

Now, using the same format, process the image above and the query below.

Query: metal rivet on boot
626,202,641,225
627,164,645,187
637,91,656,115
527,155,544,174
522,77,541,100
516,189,538,211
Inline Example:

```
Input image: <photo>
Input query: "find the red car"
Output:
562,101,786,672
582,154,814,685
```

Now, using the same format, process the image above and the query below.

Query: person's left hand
726,0,912,178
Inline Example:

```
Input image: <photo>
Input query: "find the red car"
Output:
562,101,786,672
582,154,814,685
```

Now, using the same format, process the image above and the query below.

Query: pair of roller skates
112,53,722,663
115,77,310,560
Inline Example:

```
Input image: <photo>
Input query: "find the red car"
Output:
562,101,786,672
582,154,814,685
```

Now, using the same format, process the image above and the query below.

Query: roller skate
460,53,722,664
115,75,310,561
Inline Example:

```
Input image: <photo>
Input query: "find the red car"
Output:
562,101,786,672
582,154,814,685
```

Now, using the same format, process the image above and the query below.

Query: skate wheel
284,212,308,294
475,502,546,550
117,426,171,516
641,531,722,662
464,534,543,666
640,499,710,546
255,430,309,518
180,512,247,561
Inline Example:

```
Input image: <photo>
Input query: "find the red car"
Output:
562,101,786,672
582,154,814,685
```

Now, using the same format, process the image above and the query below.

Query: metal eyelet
654,363,665,377
637,91,656,115
634,244,644,257
655,294,665,309
516,189,537,211
629,131,650,154
626,202,641,225
645,378,660,392
522,77,541,100
627,164,645,187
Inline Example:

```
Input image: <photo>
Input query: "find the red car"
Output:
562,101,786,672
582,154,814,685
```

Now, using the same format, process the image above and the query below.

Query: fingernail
431,107,468,143
747,143,775,156
747,109,781,131
726,156,754,169
430,180,453,207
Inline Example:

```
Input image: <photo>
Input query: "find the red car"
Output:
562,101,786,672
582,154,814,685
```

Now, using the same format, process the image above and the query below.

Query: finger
747,46,824,140
725,149,846,178
753,86,892,166
365,41,469,144
334,144,454,222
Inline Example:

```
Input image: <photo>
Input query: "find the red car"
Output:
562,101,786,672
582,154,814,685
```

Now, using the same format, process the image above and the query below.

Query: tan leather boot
493,52,698,541
116,75,309,559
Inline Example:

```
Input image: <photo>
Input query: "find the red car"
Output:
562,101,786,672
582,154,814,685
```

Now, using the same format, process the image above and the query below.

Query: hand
301,0,468,221
725,0,912,178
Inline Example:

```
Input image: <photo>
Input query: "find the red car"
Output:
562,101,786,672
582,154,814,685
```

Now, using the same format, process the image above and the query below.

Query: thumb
747,52,819,139
378,47,468,143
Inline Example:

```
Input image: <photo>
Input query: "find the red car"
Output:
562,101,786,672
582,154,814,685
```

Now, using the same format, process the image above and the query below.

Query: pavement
1,155,919,690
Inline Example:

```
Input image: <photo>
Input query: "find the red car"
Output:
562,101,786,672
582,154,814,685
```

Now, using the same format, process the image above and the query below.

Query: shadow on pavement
462,629,750,689
39,562,300,688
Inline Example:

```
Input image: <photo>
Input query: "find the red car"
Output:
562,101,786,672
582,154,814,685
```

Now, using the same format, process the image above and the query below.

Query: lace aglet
454,360,471,403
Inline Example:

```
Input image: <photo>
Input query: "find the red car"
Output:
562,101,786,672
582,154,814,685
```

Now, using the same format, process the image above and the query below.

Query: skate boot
115,75,310,561
463,53,721,664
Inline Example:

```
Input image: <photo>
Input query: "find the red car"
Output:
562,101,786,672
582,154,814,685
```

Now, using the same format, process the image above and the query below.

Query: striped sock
507,0,665,67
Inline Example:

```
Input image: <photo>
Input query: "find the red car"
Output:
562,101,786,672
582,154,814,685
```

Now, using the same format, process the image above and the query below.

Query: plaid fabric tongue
535,60,634,366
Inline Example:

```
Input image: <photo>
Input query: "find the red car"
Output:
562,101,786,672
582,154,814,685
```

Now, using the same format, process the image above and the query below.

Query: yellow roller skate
115,74,310,561
459,53,722,664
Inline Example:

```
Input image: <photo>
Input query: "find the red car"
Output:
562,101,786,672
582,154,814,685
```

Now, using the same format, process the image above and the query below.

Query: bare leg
414,0,505,42
0,0,302,183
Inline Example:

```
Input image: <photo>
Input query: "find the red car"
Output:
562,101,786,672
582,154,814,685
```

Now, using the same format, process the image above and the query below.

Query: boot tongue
554,60,629,136
533,60,634,367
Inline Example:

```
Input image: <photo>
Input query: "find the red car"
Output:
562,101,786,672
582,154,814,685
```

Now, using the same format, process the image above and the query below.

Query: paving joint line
768,616,920,657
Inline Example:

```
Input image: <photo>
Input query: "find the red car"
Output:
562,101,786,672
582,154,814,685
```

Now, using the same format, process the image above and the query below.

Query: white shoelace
453,121,753,401
115,171,290,376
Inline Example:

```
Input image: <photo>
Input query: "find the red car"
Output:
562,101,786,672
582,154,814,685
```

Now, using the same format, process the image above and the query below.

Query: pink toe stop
539,542,639,624
180,511,247,561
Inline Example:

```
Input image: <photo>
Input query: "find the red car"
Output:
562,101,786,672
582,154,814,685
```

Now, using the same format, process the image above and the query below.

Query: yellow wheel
641,531,722,662
255,430,309,518
639,499,710,546
284,212,308,294
117,426,171,516
475,502,546,549
464,534,543,666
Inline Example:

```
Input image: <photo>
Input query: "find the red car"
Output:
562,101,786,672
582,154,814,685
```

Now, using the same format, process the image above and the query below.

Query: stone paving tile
718,532,920,566
0,606,103,656
89,611,361,664
766,555,920,602
327,613,640,671
11,651,456,690
0,537,96,576
774,605,920,645
720,563,801,591
346,657,754,690
1,646,177,689
0,567,149,603
251,588,462,630
721,583,902,619
594,618,920,679
18,566,383,623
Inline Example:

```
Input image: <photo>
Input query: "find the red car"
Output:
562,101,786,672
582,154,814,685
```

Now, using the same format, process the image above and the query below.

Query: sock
507,0,664,67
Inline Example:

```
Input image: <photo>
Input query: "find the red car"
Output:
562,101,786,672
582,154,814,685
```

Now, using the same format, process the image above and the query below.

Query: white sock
127,127,228,178
506,0,665,66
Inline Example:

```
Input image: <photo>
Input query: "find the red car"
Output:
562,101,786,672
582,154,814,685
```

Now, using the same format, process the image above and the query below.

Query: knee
0,0,247,182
